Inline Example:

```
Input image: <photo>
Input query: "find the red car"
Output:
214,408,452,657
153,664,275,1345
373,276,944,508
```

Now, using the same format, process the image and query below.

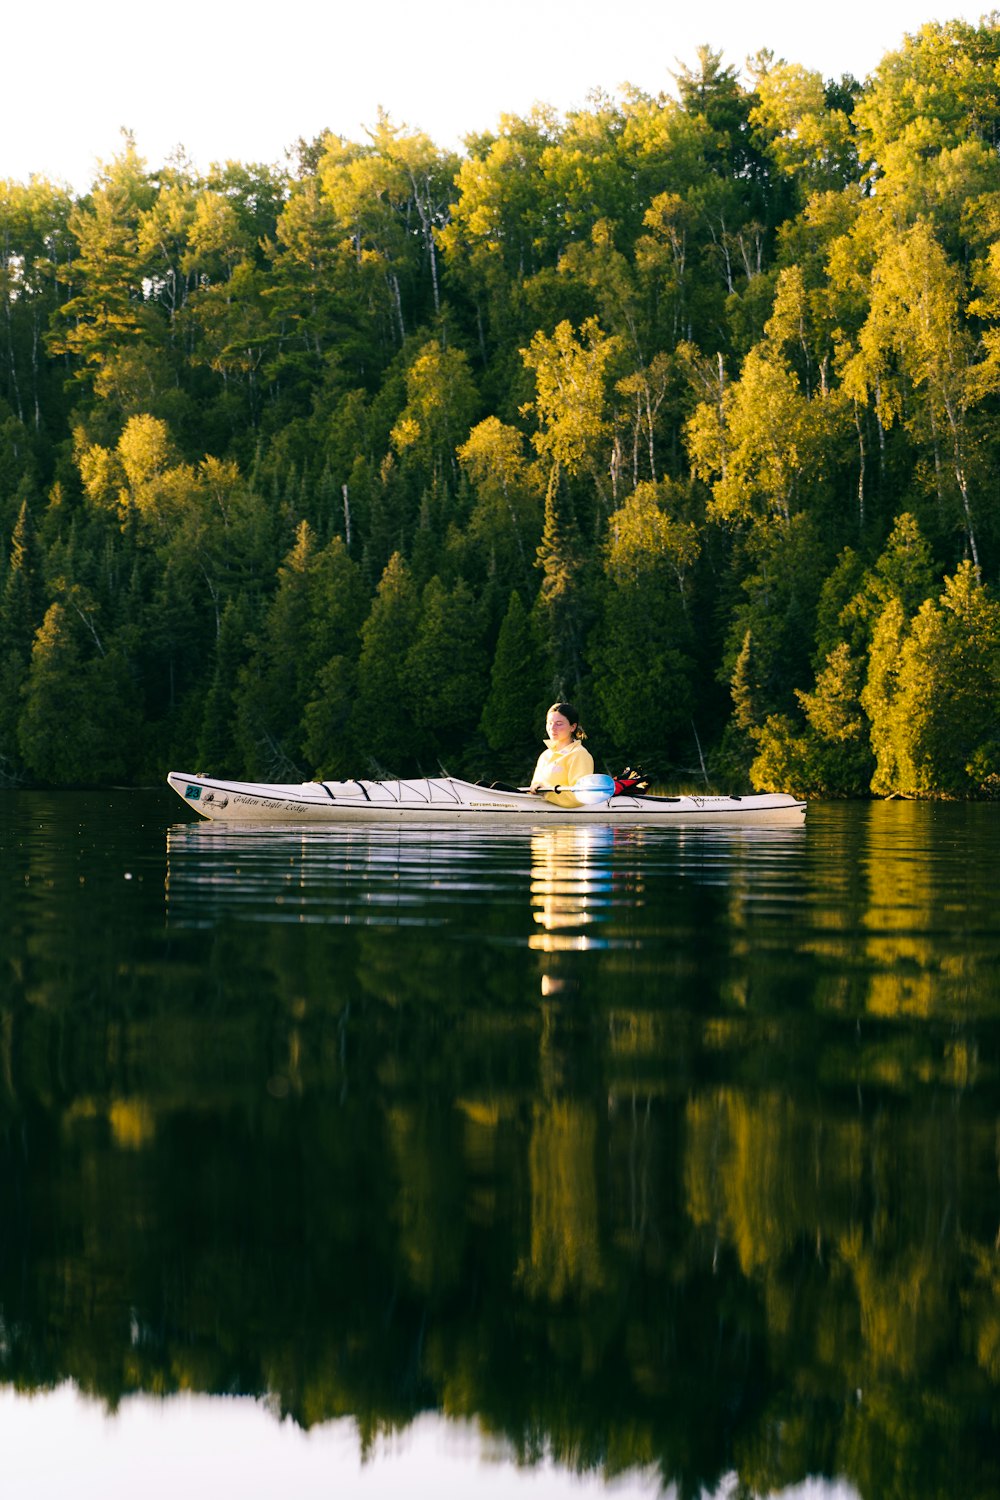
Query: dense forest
4,18,1000,794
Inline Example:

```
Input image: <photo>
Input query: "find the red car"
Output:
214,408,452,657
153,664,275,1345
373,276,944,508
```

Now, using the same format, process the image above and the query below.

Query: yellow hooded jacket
530,739,594,807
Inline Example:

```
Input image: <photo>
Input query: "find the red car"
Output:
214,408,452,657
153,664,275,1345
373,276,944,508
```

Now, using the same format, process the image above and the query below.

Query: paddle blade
571,773,617,806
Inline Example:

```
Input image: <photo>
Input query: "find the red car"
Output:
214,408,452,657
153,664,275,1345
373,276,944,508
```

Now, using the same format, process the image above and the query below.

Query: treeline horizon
4,17,1000,795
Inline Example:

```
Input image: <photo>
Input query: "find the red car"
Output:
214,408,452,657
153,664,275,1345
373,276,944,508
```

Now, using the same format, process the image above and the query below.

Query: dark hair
547,702,586,740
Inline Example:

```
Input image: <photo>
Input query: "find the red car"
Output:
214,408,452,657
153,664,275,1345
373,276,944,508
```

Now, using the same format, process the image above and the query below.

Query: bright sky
1,1387,862,1500
2,1,988,190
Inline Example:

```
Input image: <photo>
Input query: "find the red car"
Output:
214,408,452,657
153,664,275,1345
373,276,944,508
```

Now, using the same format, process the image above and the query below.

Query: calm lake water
1,791,998,1500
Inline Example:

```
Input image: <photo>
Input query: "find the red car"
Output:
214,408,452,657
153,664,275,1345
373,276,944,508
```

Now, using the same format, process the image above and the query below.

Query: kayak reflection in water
529,702,595,807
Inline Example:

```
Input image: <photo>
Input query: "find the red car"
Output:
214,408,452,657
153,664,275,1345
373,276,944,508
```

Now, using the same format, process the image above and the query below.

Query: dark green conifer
480,590,547,775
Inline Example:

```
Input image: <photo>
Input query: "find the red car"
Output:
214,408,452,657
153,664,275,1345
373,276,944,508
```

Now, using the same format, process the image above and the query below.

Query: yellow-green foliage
4,20,1000,789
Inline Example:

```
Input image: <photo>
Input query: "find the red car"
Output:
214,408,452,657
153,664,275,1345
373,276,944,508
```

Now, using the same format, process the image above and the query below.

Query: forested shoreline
3,18,1000,795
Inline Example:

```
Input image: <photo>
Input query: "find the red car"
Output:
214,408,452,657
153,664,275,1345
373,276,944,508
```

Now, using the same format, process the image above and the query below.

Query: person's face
546,710,575,744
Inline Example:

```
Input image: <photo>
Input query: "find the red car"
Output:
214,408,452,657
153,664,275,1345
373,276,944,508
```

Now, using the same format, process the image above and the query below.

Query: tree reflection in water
0,794,997,1500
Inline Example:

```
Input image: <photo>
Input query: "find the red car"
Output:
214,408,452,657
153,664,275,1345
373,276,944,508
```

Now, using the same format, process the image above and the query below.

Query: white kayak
167,771,806,827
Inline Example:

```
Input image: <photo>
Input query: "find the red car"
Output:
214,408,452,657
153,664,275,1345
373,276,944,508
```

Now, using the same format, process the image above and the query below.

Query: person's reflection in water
524,826,624,1299
528,824,617,999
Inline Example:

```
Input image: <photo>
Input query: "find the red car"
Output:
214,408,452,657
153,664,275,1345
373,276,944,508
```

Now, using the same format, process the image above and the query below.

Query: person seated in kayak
529,703,594,806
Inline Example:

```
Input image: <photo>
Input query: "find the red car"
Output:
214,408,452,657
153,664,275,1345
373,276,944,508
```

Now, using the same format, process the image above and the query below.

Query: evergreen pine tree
404,576,488,761
18,603,140,783
480,590,547,776
197,593,256,774
351,552,423,772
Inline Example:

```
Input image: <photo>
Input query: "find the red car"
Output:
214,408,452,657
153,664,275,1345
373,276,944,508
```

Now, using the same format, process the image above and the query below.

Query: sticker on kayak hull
185,785,202,799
